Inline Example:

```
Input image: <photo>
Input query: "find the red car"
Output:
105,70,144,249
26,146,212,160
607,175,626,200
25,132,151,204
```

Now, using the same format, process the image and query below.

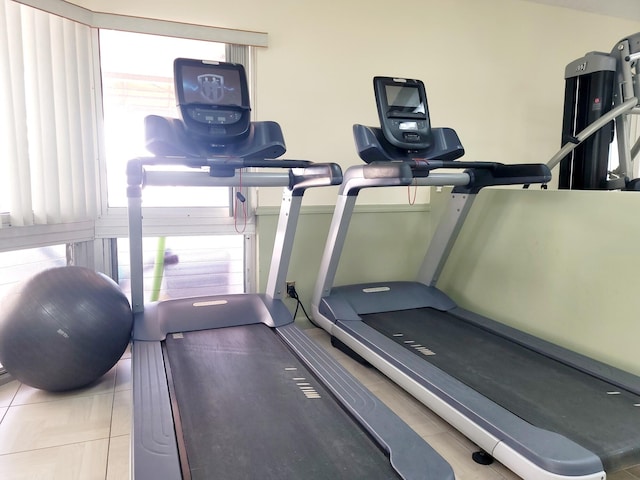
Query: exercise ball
0,266,133,392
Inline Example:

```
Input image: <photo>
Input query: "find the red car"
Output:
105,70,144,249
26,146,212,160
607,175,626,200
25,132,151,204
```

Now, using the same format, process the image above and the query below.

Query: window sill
0,220,94,253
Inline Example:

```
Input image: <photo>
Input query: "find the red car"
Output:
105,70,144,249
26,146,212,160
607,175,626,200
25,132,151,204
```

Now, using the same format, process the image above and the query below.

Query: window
0,0,268,383
98,30,251,295
0,244,67,299
99,30,229,208
1,0,266,297
116,235,244,301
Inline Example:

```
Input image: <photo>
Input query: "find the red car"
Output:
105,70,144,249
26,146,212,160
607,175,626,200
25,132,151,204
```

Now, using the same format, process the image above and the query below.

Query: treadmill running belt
165,324,400,479
362,307,640,472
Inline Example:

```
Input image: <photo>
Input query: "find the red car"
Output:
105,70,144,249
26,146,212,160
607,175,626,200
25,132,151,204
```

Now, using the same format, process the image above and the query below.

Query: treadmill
127,60,454,480
311,76,640,480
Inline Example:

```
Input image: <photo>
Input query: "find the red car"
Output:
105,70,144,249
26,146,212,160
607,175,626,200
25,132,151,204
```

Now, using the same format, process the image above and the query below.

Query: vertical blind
0,0,98,228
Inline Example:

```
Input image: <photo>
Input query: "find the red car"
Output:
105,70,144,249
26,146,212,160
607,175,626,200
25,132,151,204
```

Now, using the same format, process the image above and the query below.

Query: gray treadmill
311,76,640,480
127,61,454,479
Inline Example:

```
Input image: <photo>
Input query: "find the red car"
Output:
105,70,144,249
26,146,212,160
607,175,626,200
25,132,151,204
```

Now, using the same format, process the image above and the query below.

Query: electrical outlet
286,281,296,298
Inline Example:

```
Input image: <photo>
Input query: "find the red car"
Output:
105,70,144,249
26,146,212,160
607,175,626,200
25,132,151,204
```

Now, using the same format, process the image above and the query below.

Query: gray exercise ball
0,266,133,392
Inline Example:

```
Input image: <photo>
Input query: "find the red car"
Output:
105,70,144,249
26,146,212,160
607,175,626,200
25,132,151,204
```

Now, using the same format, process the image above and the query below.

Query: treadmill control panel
174,58,251,142
374,76,432,150
185,106,243,125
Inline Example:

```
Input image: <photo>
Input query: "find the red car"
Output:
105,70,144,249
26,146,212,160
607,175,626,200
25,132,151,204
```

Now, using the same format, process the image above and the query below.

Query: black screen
179,65,243,106
385,85,425,114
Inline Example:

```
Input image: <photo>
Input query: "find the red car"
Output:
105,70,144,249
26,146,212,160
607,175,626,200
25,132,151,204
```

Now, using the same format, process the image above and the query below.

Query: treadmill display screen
385,85,426,116
373,76,432,149
178,65,244,106
173,58,251,140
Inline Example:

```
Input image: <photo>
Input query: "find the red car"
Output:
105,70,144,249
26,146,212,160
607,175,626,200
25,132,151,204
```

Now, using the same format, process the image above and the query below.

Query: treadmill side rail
333,319,605,479
132,340,182,480
277,323,455,480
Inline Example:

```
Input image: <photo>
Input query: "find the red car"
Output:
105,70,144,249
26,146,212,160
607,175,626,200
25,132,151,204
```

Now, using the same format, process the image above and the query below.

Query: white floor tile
110,390,131,438
106,435,130,480
115,358,131,392
11,368,116,406
0,438,108,480
0,381,19,408
0,394,113,454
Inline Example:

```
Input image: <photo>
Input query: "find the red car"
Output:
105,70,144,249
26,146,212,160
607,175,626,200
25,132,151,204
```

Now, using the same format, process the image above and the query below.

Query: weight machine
551,33,640,190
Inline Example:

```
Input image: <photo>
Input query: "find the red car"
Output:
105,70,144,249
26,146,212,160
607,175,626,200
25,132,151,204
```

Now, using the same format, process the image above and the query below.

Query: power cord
286,284,319,327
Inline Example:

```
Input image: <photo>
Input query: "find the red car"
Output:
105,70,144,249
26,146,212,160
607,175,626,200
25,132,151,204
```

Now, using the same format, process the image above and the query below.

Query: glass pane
99,30,227,207
0,245,67,300
117,235,244,301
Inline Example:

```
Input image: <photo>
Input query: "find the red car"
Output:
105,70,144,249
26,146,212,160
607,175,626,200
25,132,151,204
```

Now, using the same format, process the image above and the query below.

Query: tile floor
0,328,639,480
0,350,131,480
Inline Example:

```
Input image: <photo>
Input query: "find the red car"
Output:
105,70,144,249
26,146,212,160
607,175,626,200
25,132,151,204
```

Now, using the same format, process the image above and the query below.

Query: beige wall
259,185,640,377
256,205,433,321
437,187,640,376
73,0,640,373
78,0,640,204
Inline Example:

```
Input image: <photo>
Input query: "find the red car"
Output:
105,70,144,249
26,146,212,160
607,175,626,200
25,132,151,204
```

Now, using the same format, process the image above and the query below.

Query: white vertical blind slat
2,0,98,227
21,7,47,224
34,8,61,224
50,15,70,224
71,21,97,219
0,1,32,226
64,21,86,220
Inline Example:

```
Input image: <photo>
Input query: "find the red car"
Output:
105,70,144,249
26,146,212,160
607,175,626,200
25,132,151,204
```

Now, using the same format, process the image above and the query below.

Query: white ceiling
525,0,640,22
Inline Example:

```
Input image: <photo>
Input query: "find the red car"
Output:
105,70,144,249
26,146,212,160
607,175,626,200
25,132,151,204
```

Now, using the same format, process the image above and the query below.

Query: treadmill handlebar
207,158,312,171
289,163,343,194
338,161,551,195
339,162,414,195
409,159,503,171
459,163,552,194
127,156,342,192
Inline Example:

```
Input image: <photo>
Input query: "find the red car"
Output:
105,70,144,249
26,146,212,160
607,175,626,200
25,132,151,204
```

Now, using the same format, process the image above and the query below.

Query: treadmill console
174,58,251,143
374,76,431,150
